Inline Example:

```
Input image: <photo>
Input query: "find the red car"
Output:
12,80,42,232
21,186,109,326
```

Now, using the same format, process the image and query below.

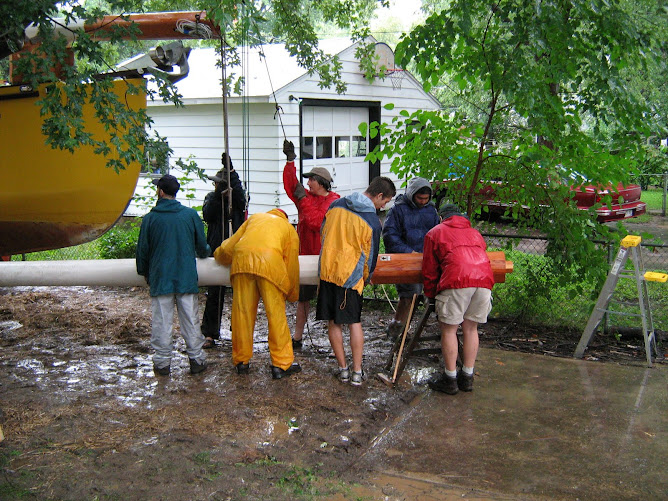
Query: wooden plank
370,251,513,285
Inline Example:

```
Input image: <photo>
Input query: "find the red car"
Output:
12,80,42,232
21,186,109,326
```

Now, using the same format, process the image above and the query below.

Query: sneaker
457,371,474,392
385,321,405,340
271,363,302,380
153,365,170,376
292,338,303,349
337,366,350,382
350,369,366,386
236,362,250,375
428,373,458,395
189,359,207,375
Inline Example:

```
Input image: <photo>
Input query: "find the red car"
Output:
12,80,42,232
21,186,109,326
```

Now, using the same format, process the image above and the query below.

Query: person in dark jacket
201,153,247,348
136,174,211,376
422,204,494,395
382,177,439,339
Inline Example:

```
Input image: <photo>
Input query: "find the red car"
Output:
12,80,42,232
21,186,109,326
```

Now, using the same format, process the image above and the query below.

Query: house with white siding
127,37,442,223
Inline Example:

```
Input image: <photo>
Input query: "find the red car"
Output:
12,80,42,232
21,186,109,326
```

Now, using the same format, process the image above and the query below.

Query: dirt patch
0,285,661,500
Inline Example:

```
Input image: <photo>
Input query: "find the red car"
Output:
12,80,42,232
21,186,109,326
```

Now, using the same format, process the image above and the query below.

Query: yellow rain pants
231,273,294,370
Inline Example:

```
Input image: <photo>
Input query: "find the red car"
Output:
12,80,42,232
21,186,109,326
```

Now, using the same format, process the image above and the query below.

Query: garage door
301,106,369,197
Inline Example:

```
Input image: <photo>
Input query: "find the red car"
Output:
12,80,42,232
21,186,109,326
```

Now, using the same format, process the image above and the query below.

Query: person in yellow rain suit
214,208,302,379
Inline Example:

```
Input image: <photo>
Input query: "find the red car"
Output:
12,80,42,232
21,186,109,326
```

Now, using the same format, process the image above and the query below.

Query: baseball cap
303,167,333,183
207,169,226,183
152,174,180,196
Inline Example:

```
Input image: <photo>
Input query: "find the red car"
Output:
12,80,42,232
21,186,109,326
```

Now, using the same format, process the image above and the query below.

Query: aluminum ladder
574,235,666,367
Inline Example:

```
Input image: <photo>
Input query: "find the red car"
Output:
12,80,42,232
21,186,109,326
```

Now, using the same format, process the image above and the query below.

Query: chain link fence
9,240,102,262
480,232,668,335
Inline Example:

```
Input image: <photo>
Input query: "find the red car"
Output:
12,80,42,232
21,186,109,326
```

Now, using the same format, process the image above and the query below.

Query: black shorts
396,283,423,298
315,280,363,324
299,284,317,302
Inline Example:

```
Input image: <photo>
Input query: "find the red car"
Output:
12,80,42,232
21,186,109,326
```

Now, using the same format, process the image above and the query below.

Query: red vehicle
569,182,646,222
433,179,646,223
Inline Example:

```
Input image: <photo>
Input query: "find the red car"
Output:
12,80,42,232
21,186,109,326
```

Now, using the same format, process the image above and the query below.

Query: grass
192,450,224,480
641,187,667,212
0,450,31,499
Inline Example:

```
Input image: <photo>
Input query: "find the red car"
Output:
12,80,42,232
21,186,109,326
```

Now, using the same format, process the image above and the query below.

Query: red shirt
283,161,340,255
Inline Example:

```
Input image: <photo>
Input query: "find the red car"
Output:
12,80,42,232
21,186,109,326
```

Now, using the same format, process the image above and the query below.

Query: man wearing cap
282,139,340,348
382,177,440,339
213,208,301,380
136,174,211,376
422,204,494,394
200,153,247,349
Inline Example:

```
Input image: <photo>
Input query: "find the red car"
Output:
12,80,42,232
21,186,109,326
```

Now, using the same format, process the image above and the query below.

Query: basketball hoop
387,69,405,91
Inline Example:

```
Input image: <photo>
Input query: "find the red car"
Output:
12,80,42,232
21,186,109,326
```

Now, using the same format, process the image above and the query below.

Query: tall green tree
0,0,386,174
367,0,667,276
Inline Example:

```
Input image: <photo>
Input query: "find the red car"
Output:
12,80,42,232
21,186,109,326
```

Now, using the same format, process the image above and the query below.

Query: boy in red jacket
422,204,494,394
282,140,340,347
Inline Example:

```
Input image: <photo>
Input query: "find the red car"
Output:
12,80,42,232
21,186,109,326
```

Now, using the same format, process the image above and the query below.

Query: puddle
407,366,438,384
13,353,158,407
16,358,46,374
0,320,22,333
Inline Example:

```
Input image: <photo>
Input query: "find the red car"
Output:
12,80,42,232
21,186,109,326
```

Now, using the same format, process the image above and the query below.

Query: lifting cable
258,47,287,141
240,2,251,215
258,45,288,140
246,12,287,141
217,9,233,337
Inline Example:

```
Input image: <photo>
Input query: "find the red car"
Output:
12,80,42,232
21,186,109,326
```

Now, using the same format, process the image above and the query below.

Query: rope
245,12,286,139
258,47,287,140
175,18,214,39
216,9,231,337
381,284,397,313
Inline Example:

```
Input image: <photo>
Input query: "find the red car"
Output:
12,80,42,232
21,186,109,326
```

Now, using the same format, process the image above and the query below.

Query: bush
98,222,140,259
490,249,601,328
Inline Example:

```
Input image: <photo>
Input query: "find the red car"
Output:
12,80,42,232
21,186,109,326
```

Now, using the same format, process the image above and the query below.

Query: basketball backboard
373,42,397,74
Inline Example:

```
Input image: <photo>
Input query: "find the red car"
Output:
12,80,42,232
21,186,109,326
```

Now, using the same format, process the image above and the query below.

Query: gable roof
153,38,357,105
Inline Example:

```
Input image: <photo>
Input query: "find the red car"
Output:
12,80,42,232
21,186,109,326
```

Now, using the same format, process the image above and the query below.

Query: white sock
445,369,457,378
462,366,474,376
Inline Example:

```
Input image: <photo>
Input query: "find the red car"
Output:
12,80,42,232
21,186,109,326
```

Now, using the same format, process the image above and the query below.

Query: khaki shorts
435,287,492,325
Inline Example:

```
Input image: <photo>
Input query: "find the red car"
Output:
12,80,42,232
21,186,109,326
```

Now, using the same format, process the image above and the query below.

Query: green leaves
382,0,666,278
5,0,383,175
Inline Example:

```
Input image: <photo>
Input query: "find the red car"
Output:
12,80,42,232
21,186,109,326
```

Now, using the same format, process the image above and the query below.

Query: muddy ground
0,281,660,500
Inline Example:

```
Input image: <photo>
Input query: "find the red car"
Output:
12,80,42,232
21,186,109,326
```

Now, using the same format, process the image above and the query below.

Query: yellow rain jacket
214,209,300,302
319,192,382,295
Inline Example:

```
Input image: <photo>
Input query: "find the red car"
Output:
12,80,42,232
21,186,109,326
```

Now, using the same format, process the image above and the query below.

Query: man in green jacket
136,174,211,376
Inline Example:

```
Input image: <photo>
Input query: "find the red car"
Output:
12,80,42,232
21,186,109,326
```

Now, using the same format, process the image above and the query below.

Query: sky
371,0,425,33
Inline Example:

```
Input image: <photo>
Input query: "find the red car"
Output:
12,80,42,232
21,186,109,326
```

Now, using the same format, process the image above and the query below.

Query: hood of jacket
151,198,184,213
342,191,377,214
267,208,289,220
442,214,472,229
395,177,433,209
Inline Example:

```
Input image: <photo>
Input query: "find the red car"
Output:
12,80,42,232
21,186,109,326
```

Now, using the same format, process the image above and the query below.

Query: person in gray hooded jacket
382,177,439,339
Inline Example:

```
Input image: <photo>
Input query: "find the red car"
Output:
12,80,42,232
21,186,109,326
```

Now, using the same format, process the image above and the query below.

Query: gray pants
151,293,205,369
